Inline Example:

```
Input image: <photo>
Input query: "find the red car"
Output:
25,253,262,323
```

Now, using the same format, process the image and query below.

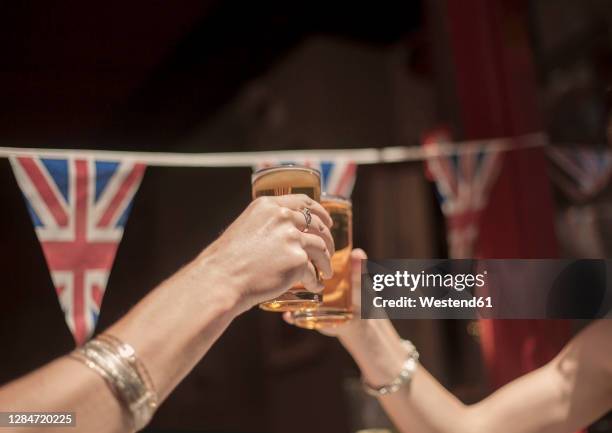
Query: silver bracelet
70,335,158,431
97,334,158,407
361,340,419,397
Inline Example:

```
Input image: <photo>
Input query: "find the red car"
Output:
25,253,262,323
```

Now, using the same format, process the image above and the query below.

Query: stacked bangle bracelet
362,339,419,397
69,334,158,431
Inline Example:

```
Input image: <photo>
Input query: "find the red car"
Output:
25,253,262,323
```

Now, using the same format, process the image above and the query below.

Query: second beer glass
291,194,353,328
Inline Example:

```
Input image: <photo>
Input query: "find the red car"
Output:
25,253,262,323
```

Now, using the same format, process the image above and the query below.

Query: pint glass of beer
291,194,353,328
252,164,322,312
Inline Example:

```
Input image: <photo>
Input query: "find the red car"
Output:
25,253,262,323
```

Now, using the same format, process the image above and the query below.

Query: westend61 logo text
371,270,488,292
363,259,612,319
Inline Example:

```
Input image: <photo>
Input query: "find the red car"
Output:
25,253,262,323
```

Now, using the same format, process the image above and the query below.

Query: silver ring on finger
300,208,312,232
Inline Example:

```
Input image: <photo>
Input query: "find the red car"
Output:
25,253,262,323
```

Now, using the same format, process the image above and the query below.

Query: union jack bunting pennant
423,130,504,258
10,156,146,345
547,147,612,202
254,159,357,198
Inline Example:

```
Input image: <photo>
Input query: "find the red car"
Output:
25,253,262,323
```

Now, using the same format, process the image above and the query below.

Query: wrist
182,252,246,318
336,320,369,345
339,320,408,388
338,318,380,350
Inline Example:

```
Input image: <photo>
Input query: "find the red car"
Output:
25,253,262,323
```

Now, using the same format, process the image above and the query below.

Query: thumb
350,248,367,309
351,248,367,288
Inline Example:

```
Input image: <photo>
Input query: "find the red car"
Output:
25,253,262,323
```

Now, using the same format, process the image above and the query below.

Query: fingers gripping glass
251,165,323,312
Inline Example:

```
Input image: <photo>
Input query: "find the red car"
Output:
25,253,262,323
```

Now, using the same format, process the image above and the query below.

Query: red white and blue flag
254,159,357,198
423,130,503,258
10,156,145,345
547,147,612,202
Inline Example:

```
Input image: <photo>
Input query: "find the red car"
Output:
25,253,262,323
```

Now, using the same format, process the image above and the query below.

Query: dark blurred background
1,1,611,432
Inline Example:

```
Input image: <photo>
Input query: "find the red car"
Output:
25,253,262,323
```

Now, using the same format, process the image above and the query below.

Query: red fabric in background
479,319,571,387
443,0,575,406
476,145,572,387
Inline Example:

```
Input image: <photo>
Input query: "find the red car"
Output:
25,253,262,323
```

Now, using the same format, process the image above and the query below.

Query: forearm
0,254,242,433
339,320,471,433
108,253,242,401
339,320,612,433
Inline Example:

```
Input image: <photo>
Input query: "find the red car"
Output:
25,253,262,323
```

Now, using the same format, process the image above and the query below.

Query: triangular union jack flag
10,156,145,345
254,159,357,198
547,146,612,202
423,130,503,258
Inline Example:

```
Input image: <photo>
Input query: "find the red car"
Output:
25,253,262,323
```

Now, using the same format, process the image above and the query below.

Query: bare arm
0,195,334,433
310,249,612,433
0,262,240,433
341,318,612,433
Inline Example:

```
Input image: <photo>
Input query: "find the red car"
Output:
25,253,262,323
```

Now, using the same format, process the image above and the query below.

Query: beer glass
252,164,322,312
292,194,353,328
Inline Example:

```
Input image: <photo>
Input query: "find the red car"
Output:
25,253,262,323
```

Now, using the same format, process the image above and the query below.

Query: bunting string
0,132,546,167
1,131,548,344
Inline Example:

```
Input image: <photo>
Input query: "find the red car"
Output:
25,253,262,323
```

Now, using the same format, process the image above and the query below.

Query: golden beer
252,165,322,312
292,194,353,328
